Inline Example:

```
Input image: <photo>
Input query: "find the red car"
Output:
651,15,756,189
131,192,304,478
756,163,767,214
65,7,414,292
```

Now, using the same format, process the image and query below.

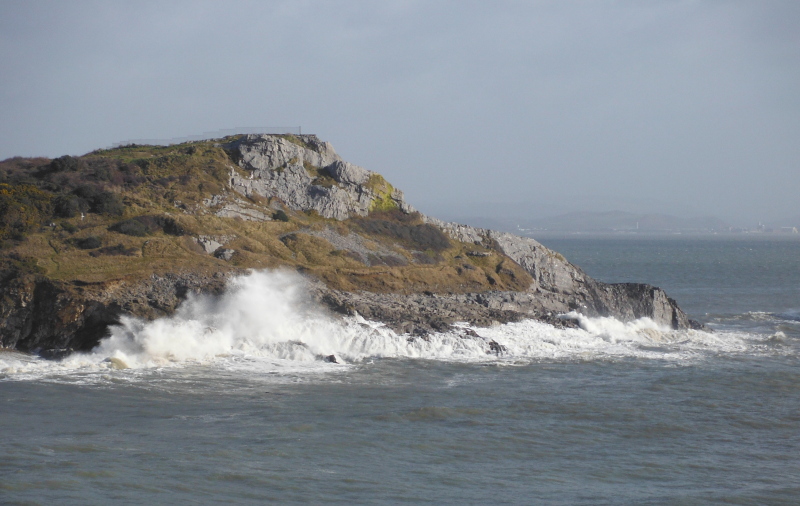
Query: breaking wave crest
0,270,790,382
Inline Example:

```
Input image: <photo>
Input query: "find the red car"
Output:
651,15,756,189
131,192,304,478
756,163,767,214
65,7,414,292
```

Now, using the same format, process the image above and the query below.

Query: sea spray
0,270,774,382
96,269,328,367
559,311,670,343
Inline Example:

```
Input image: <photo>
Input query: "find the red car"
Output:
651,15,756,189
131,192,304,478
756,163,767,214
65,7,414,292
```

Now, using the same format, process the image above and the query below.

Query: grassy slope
0,137,532,294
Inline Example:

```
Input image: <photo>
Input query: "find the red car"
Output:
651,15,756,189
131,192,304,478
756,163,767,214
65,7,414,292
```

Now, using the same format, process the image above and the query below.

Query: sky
1,1,798,226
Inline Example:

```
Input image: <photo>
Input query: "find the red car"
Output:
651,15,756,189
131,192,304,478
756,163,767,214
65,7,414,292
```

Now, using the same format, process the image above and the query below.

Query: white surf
0,270,780,382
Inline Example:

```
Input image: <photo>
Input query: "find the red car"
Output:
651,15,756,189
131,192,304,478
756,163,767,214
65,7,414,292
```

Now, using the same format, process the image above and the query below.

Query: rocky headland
0,134,701,357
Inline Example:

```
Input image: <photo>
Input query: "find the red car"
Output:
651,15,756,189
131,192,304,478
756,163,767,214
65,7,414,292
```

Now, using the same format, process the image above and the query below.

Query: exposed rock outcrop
0,133,702,357
419,216,697,329
226,134,415,220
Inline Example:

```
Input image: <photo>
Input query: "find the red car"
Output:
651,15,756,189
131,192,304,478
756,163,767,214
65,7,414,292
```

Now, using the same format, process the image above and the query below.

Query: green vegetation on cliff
0,138,532,295
365,174,398,212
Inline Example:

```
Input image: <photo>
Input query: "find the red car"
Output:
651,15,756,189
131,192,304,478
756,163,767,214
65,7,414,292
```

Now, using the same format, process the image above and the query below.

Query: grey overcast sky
1,1,798,225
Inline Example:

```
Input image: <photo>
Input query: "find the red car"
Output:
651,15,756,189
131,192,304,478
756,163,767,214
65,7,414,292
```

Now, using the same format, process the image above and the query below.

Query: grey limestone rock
421,216,696,329
424,216,587,293
225,135,415,220
327,160,370,186
197,237,223,254
201,194,271,221
234,134,339,172
195,235,236,255
214,202,271,222
214,248,235,261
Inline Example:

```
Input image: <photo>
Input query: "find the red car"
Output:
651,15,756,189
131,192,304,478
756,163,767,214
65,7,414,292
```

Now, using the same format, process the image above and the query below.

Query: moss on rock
365,174,398,212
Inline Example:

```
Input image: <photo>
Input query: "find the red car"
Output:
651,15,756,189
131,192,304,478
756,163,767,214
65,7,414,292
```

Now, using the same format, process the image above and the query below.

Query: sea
2,235,799,505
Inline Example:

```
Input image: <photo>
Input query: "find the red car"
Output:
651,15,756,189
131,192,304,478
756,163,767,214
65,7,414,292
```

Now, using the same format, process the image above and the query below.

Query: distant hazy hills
524,211,730,232
456,211,732,234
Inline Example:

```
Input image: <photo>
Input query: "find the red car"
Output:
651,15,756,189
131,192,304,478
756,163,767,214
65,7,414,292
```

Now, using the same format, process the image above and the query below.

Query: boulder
327,160,370,185
214,248,235,261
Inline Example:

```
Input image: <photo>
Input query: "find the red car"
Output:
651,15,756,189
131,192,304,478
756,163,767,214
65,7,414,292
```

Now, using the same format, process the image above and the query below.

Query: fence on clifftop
112,127,303,148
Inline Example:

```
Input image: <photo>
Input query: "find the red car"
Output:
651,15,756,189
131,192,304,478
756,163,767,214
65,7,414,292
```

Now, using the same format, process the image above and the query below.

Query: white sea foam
0,270,783,382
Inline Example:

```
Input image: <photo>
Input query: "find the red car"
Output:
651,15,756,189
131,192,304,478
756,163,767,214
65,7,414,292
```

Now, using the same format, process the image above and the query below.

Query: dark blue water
2,236,800,504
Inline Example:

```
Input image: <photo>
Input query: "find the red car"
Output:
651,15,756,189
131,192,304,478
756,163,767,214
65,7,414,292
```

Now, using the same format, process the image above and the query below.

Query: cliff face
227,135,415,220
0,270,119,354
0,134,700,355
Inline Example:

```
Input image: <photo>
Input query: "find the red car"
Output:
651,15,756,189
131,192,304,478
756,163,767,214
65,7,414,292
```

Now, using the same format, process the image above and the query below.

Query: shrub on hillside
0,183,52,240
92,192,125,215
89,244,138,257
108,215,187,237
60,221,78,233
48,155,82,173
75,236,102,249
53,194,89,218
109,219,149,236
72,185,124,216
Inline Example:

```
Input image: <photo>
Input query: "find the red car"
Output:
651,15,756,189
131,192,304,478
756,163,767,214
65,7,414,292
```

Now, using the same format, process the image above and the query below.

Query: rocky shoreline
0,133,703,357
0,263,702,357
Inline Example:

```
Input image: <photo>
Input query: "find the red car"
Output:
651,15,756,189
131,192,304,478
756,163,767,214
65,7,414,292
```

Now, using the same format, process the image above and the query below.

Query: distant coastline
443,211,799,240
523,230,800,241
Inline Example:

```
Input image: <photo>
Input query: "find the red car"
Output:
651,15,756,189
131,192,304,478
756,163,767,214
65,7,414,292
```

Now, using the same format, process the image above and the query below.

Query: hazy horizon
2,1,798,226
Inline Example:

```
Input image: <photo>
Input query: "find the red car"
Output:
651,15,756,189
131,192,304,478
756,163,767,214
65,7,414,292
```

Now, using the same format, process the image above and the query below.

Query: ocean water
2,236,799,505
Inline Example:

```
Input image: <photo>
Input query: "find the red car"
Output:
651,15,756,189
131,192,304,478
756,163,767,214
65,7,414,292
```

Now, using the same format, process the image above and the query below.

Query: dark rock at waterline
488,340,506,355
311,281,698,338
0,265,701,358
38,347,74,360
0,269,122,354
0,268,234,355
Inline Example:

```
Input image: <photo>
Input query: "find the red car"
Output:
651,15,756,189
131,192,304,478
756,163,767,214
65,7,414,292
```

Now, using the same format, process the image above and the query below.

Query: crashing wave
0,270,783,382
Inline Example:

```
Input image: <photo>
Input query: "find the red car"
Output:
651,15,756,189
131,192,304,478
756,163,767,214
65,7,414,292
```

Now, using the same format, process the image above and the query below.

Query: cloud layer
2,1,798,224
